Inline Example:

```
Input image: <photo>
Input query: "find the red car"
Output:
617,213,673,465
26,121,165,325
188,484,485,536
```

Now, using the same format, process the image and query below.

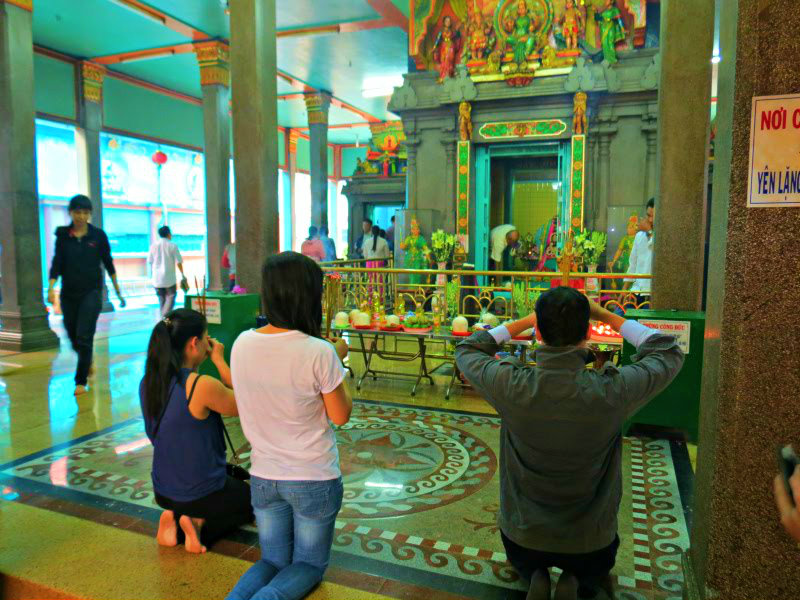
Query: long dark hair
371,225,380,252
262,251,323,338
307,225,318,241
143,308,207,420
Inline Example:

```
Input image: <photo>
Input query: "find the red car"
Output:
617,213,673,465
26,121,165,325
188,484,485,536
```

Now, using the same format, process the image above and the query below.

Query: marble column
75,61,113,312
0,0,58,350
286,129,299,249
685,1,800,598
651,0,714,311
230,0,279,294
194,41,231,291
304,92,331,229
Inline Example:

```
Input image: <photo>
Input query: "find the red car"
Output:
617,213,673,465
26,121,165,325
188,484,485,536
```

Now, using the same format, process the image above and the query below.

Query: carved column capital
194,41,230,87
304,92,331,126
80,61,107,104
288,129,300,155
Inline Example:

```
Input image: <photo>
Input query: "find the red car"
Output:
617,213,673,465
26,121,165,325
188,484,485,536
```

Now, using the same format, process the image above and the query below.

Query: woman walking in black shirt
47,195,126,396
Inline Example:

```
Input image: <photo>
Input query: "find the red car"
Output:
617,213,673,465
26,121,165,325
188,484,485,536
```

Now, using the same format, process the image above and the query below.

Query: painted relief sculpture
572,91,587,134
467,7,496,60
596,0,626,63
503,0,539,65
433,16,463,82
459,101,473,141
560,0,584,50
399,218,431,285
352,122,407,177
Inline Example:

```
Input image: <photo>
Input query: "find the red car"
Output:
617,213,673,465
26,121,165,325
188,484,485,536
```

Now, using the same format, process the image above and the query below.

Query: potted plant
430,229,457,286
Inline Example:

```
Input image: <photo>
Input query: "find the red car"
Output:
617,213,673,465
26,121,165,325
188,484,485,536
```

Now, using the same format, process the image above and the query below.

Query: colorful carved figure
399,218,430,285
459,101,473,141
595,0,625,63
572,91,587,134
504,0,538,65
607,213,638,288
467,6,496,61
534,217,559,272
561,0,584,50
433,15,462,83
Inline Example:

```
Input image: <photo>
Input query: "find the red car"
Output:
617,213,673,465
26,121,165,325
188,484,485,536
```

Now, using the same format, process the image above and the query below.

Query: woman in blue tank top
140,308,252,554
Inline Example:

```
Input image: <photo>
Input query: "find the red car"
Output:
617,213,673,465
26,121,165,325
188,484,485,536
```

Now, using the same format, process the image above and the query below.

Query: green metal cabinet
184,292,261,378
621,309,705,443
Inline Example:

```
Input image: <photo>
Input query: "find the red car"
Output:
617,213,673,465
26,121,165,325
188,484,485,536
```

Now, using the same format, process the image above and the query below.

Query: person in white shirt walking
625,198,654,297
148,226,186,317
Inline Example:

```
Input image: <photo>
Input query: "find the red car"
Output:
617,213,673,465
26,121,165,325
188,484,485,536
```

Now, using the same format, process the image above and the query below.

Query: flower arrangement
445,279,460,319
573,231,607,267
512,282,541,318
430,229,457,263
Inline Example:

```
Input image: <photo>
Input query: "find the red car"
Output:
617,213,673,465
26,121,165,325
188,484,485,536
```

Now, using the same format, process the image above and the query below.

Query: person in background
354,218,372,259
227,252,351,600
222,243,236,292
775,465,800,542
140,308,252,555
319,226,337,262
455,288,684,600
48,194,126,396
625,198,655,297
489,224,520,284
363,225,391,296
148,225,186,317
300,226,326,263
386,215,396,253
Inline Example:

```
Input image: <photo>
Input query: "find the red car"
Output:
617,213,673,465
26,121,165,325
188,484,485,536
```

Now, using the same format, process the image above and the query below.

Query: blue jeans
226,476,343,600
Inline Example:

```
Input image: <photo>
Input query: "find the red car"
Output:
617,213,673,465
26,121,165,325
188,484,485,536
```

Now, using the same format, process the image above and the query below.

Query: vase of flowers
431,230,457,287
573,231,607,296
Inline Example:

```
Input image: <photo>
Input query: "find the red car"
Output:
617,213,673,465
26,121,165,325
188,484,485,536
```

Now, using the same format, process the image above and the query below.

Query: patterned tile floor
0,308,694,599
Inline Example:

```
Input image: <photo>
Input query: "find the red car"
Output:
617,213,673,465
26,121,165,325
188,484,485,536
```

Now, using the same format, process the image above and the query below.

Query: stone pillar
230,0,279,294
304,92,331,229
195,41,231,291
642,117,658,201
440,127,457,233
652,0,714,311
286,129,299,250
685,1,800,598
405,131,420,210
0,0,58,350
75,61,113,312
595,128,614,234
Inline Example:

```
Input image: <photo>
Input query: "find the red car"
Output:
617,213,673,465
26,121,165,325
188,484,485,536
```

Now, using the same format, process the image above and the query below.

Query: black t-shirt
49,224,116,297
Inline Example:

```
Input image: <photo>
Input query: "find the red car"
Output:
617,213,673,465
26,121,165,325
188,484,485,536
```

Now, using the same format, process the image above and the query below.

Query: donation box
621,309,705,443
184,292,261,379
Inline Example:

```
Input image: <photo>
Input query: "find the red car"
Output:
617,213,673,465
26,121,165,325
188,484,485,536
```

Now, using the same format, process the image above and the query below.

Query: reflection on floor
0,308,694,599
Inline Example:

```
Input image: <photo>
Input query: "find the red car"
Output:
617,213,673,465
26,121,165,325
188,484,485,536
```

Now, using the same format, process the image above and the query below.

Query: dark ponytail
142,308,207,420
371,225,380,252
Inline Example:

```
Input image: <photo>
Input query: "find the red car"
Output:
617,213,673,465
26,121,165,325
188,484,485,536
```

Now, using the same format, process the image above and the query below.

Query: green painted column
230,0,279,294
305,92,331,229
652,0,715,310
685,1,800,598
75,61,113,312
0,0,58,351
195,41,231,291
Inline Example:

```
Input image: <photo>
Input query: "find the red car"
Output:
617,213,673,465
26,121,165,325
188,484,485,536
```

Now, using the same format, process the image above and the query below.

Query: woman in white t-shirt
227,252,351,600
362,225,390,297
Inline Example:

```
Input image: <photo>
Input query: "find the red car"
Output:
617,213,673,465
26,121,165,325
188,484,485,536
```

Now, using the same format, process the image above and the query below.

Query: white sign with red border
191,298,222,324
747,94,800,208
639,319,691,354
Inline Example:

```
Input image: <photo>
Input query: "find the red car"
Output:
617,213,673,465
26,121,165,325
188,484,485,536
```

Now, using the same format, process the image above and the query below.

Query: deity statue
503,0,538,65
572,91,588,134
458,101,473,141
534,217,559,272
399,218,431,285
560,0,584,50
607,213,638,289
467,8,496,61
433,15,462,83
595,0,625,64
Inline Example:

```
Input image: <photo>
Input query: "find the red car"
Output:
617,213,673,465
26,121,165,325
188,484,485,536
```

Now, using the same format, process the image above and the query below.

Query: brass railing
321,265,652,321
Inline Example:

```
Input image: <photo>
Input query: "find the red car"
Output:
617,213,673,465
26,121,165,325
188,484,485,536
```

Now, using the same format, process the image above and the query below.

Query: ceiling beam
92,43,196,65
365,0,408,32
104,69,202,105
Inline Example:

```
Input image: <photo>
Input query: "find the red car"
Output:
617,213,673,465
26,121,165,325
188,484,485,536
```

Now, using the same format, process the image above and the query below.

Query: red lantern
152,150,168,165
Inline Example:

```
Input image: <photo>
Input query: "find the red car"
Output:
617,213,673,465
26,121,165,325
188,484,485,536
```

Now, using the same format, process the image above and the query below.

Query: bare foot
179,515,207,554
74,385,88,396
156,510,178,547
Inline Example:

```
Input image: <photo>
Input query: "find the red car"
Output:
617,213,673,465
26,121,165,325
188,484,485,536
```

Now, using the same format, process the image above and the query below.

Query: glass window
169,212,206,254
104,208,150,255
294,172,311,251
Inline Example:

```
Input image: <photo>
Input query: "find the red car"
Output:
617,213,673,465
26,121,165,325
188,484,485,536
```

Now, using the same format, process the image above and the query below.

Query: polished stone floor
0,308,694,599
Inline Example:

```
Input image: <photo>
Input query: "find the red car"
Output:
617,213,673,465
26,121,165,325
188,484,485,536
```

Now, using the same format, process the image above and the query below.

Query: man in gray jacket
455,287,684,600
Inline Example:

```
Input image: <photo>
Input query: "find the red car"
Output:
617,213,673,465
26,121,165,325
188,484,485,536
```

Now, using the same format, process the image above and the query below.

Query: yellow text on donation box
747,94,800,208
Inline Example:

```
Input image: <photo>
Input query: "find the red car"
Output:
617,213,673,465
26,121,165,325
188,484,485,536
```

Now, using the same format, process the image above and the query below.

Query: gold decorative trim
304,93,331,126
288,129,300,155
81,62,106,104
4,0,33,12
194,41,230,87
